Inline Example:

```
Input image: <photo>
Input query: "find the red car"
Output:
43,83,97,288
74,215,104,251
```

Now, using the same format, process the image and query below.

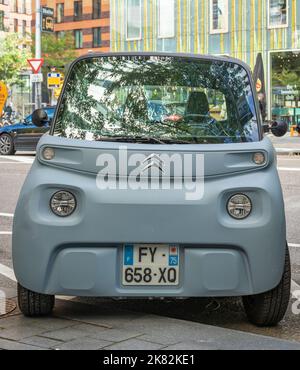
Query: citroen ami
13,53,290,327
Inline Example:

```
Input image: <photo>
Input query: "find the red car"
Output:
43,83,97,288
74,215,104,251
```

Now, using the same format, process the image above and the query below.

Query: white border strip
0,156,34,164
0,213,14,218
0,162,31,164
292,280,300,298
289,244,300,249
0,232,12,235
276,148,300,153
278,167,300,172
0,263,16,282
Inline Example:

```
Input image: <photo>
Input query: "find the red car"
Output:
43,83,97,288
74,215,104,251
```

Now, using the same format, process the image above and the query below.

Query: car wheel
18,283,55,317
243,246,291,327
0,133,15,155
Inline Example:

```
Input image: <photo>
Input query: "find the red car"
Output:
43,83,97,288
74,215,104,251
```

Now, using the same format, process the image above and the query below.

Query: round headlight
253,152,266,166
42,147,55,161
227,194,252,220
50,191,76,217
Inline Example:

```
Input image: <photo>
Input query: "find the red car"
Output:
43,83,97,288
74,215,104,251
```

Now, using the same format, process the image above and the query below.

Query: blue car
0,106,56,155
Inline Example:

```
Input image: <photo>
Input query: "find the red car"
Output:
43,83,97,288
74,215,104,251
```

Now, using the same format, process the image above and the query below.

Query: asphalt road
0,153,300,342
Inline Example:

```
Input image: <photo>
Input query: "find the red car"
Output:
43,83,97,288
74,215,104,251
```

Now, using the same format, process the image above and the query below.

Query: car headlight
227,194,252,220
42,147,55,160
50,191,76,217
253,152,266,166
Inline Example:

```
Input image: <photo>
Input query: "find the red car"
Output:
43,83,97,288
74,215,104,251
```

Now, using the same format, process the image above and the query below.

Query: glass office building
111,0,300,124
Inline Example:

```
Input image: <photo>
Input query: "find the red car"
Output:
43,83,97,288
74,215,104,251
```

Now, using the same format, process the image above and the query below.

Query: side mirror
32,109,49,127
271,121,288,137
263,121,288,137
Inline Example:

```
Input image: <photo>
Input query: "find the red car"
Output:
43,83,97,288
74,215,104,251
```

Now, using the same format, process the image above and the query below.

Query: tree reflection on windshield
54,55,259,144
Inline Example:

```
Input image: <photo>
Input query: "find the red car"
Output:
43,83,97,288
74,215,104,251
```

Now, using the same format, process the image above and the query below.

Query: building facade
0,1,33,118
111,0,300,123
34,0,110,55
0,0,32,37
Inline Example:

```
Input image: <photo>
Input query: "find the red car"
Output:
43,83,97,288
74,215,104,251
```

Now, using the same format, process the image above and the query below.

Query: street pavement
269,133,300,154
0,146,300,350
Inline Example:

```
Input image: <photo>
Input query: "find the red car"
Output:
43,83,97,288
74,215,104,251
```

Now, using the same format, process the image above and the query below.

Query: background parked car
0,106,56,155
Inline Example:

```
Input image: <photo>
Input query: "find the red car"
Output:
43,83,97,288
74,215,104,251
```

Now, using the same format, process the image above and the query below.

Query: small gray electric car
13,53,290,327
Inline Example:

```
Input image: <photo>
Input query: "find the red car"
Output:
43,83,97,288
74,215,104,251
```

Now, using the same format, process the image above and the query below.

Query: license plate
122,244,180,286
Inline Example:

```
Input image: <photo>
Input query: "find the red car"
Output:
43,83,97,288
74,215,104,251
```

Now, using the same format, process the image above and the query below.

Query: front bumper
39,244,253,297
12,158,286,298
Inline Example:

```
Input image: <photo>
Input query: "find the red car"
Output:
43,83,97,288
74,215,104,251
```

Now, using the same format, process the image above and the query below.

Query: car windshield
54,55,259,144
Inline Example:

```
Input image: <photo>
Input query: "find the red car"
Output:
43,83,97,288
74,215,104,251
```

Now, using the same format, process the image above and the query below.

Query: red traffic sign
27,59,44,74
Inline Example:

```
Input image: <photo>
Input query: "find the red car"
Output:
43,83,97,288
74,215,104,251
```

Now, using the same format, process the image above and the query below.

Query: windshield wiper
159,138,197,144
97,135,166,144
97,135,197,145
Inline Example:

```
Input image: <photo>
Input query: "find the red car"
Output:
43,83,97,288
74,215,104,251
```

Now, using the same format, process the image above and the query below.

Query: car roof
68,52,253,76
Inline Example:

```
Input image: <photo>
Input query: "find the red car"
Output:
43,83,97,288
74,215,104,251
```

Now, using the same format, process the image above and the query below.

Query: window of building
26,2,31,15
24,0,29,14
92,0,101,19
12,0,17,12
14,18,18,32
74,30,83,49
158,0,175,38
0,11,4,31
268,0,288,28
126,0,141,40
22,20,26,36
271,51,300,127
56,3,64,23
57,31,66,39
21,0,26,14
210,0,228,34
93,27,102,47
74,1,83,21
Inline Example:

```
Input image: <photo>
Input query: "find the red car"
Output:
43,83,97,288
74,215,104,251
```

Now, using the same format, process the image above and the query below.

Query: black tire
18,283,55,317
243,246,291,327
0,133,15,155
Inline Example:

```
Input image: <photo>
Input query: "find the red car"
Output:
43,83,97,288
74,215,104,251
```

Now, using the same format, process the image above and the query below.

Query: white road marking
0,213,14,218
0,156,34,164
0,161,32,164
276,148,300,153
292,280,300,298
278,167,300,172
0,263,16,282
58,296,76,301
0,232,12,235
289,244,300,249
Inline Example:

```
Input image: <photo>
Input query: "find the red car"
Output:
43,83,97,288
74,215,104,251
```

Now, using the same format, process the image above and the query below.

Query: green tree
0,33,31,86
32,32,77,72
32,32,77,104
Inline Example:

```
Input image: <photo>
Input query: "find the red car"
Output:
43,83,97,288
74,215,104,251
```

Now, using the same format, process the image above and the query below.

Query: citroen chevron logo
142,153,165,174
96,149,205,201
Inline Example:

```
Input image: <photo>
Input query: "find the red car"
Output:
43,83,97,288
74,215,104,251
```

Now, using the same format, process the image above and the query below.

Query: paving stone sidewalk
0,297,300,350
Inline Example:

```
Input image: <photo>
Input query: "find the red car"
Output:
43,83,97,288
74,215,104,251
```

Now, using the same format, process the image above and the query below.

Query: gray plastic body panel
12,135,287,297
